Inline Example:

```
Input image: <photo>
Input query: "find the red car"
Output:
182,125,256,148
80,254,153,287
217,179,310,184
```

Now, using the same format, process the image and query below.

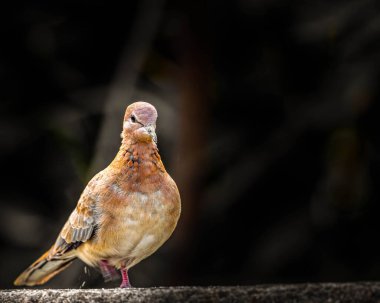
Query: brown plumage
14,101,181,287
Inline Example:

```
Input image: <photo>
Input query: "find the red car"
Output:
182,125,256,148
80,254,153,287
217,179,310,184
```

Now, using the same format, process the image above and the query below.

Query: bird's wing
49,173,103,257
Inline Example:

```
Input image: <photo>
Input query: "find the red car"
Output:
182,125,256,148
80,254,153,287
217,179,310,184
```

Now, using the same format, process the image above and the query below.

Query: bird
14,101,181,288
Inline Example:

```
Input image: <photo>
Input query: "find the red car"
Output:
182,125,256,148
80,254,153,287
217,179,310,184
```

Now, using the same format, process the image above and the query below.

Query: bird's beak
144,125,157,144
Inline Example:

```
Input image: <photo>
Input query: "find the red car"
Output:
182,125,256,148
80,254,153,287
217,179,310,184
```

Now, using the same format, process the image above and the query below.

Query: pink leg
120,267,131,288
99,260,119,282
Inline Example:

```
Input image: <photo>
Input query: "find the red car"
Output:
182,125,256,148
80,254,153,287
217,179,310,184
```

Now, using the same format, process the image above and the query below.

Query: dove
14,101,181,288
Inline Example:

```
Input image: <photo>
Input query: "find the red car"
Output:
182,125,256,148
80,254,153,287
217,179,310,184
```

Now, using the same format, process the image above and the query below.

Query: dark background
1,0,380,289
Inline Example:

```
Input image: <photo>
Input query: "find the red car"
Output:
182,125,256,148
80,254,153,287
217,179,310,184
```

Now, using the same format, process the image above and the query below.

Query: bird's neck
111,138,166,177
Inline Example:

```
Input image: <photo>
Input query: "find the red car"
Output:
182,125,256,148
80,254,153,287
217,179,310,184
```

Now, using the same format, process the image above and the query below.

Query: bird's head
122,101,158,144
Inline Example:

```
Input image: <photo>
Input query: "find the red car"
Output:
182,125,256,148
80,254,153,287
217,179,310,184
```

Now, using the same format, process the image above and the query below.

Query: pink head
122,101,158,144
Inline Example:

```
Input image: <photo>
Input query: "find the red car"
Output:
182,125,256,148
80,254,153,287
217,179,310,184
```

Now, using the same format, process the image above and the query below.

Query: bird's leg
99,260,118,282
120,267,131,288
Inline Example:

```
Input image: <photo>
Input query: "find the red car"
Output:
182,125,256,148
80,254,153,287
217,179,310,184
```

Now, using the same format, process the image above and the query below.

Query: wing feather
50,172,103,256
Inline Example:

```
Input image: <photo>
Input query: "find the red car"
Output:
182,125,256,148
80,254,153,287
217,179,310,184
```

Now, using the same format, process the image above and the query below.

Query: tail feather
14,249,76,286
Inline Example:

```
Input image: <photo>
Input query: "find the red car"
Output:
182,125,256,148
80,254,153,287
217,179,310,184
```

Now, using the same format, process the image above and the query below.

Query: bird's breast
91,187,180,266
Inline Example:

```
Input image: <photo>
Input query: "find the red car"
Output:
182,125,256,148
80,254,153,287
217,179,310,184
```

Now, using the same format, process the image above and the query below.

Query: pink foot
99,260,119,282
120,267,132,288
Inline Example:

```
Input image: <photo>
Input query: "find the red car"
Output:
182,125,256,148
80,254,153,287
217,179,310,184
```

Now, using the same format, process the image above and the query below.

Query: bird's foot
99,260,119,282
120,267,132,288
120,280,132,288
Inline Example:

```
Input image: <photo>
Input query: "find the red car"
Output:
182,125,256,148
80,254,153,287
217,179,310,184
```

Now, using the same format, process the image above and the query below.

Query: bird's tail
14,248,76,286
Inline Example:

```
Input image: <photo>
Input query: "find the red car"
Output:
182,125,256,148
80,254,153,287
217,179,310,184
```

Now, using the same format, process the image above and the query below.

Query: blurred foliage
1,0,380,289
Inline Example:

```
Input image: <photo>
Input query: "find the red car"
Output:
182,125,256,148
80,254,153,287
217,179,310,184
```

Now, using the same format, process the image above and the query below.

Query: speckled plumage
14,101,181,287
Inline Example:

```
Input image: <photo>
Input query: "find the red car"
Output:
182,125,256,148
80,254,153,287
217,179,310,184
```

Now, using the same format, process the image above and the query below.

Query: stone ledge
2,283,380,303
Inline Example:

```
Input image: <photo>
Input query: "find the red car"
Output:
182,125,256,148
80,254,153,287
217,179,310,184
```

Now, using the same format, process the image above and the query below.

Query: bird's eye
131,115,136,123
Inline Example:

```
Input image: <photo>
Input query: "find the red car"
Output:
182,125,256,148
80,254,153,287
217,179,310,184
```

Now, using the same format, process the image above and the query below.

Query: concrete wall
2,283,380,303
